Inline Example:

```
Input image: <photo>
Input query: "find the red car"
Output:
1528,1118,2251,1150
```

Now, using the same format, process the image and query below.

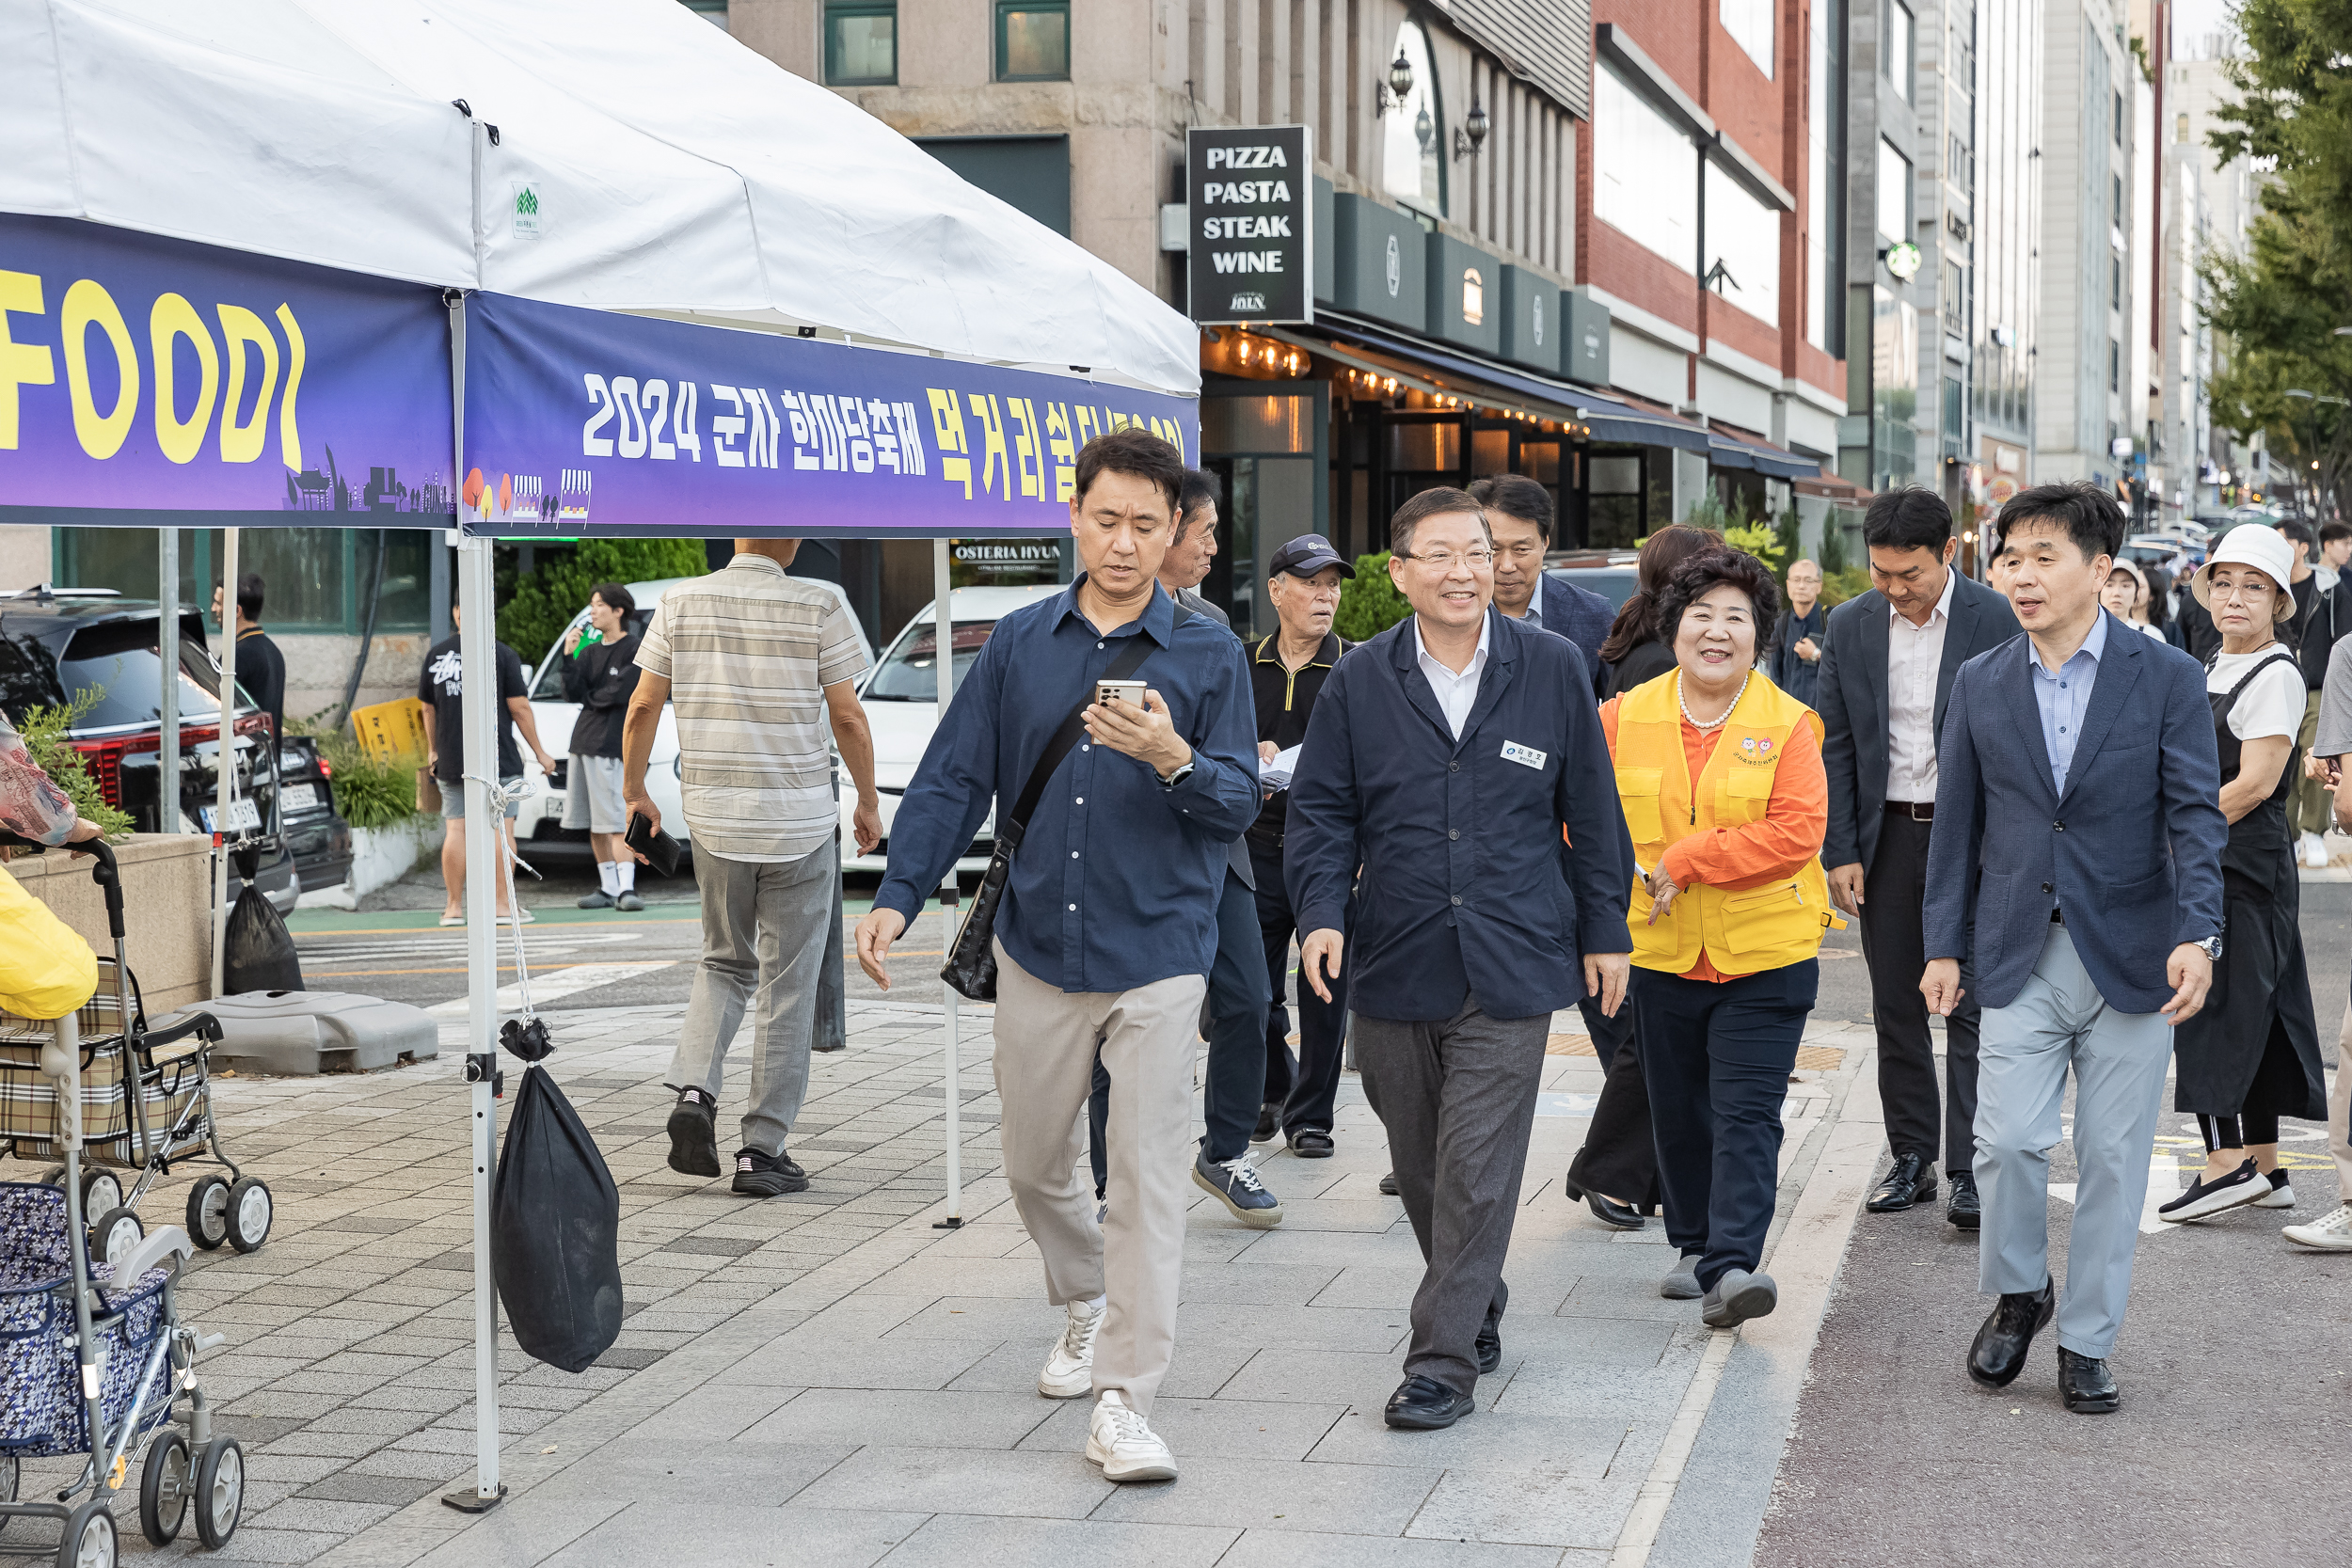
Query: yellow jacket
0,864,98,1022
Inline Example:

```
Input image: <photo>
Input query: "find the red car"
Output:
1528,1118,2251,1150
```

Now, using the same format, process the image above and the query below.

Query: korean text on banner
0,214,455,528
462,293,1200,538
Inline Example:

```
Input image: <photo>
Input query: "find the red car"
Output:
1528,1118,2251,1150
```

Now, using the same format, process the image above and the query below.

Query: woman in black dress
1565,524,1731,1254
2161,526,2328,1223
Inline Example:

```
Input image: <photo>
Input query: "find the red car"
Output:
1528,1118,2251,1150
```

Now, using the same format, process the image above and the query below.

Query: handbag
942,606,1190,1000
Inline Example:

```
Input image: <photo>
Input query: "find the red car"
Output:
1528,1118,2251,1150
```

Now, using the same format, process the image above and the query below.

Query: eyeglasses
1398,548,1495,571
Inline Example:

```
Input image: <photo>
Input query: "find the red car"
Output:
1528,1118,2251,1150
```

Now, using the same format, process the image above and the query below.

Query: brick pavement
35,997,1872,1567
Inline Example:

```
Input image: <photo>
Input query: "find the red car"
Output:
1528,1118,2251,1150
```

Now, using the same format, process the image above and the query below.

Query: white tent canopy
1,0,1199,394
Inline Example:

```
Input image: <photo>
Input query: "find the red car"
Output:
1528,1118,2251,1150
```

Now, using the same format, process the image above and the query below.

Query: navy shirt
874,578,1260,993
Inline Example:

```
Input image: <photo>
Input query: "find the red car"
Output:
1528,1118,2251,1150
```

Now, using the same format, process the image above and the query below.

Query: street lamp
1454,98,1489,161
1376,48,1414,116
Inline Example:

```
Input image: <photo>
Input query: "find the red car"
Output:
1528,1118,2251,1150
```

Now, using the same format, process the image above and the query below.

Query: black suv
0,589,306,911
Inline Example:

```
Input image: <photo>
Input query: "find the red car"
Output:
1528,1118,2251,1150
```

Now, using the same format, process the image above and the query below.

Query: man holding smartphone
853,429,1259,1483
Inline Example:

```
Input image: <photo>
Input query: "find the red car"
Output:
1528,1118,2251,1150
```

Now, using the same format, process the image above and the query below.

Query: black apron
2171,648,2328,1118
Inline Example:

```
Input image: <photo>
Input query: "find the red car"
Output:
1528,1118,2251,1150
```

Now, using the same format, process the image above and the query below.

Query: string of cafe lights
1200,325,1588,437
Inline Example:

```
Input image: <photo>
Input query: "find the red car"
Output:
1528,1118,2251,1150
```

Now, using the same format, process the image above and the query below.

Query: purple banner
0,214,453,527
461,292,1198,538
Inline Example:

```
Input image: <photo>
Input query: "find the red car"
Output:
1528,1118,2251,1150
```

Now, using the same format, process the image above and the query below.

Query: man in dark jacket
1770,557,1827,705
562,582,644,910
1469,473,1613,693
214,573,285,740
1287,486,1630,1433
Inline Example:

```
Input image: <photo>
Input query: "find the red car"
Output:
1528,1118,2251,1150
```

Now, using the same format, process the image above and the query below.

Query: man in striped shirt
624,543,882,1196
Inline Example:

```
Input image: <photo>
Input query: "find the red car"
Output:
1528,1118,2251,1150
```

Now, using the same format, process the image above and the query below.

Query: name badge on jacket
1501,740,1548,770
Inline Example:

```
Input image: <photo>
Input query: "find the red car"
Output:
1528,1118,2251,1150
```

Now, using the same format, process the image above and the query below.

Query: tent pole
931,539,961,1227
210,527,238,998
158,530,180,829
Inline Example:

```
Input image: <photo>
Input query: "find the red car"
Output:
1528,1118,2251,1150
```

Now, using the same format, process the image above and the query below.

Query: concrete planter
295,817,442,911
7,834,215,1016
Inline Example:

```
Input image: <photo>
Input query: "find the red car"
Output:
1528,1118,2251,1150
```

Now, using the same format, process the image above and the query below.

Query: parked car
1543,550,1642,611
516,575,875,858
838,584,1062,876
0,587,299,911
275,734,353,894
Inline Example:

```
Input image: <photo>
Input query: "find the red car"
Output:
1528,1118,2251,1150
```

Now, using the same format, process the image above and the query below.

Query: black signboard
1187,125,1313,325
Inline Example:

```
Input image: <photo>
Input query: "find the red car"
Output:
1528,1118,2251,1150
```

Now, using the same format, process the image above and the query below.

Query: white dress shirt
1885,569,1958,804
1413,613,1491,739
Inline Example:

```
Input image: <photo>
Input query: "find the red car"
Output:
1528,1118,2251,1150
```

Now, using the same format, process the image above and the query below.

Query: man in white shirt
1817,490,2021,1226
623,540,882,1197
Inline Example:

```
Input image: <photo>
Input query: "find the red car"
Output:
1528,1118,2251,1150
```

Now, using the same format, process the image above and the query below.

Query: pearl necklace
1678,669,1749,731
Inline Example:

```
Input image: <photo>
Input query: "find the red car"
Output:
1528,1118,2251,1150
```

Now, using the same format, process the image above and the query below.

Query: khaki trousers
2332,1006,2352,1201
992,941,1203,1415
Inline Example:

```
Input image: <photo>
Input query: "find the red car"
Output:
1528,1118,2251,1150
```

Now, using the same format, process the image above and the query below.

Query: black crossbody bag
942,606,1190,1001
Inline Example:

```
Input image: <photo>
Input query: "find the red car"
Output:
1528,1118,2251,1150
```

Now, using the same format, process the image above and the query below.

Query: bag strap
1002,602,1193,843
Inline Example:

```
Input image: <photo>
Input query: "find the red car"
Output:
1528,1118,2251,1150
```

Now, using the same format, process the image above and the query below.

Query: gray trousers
1977,924,2173,1359
665,839,836,1157
1355,999,1549,1396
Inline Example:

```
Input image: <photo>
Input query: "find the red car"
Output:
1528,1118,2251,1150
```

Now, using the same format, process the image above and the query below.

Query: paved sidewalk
40,997,1873,1567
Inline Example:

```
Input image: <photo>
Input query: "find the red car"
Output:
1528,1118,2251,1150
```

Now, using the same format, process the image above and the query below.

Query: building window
1380,21,1447,217
1876,137,1912,246
995,0,1069,82
2114,90,2124,144
1594,66,1696,271
1705,164,1780,325
825,1,898,85
1722,0,1775,78
1806,0,1837,353
2110,340,2121,392
2112,255,2122,310
1884,0,1914,103
53,528,432,635
2177,112,2190,142
678,0,728,29
2112,173,2123,217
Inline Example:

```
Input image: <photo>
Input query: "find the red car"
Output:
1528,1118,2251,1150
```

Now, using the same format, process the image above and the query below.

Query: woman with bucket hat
2160,524,2328,1223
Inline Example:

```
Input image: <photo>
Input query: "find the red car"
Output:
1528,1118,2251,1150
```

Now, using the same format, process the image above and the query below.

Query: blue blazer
1285,609,1631,1022
1539,572,1617,698
1922,613,2226,1013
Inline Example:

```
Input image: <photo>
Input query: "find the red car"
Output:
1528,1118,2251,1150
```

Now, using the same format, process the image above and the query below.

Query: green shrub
1332,552,1411,642
499,539,711,665
1820,566,1873,608
288,714,425,832
12,690,134,840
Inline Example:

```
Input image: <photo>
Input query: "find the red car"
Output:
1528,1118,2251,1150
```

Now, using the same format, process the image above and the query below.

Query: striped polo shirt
633,555,869,861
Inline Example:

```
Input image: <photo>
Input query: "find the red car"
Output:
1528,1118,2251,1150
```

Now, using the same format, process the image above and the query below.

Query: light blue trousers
1975,924,2174,1359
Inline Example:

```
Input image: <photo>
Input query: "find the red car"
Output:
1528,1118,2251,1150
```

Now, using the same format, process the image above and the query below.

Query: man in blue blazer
1922,482,2226,1415
1287,487,1630,1433
1470,473,1615,696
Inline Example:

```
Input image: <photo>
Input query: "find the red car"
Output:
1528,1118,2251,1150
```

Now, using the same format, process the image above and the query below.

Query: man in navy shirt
854,429,1258,1483
1288,486,1631,1432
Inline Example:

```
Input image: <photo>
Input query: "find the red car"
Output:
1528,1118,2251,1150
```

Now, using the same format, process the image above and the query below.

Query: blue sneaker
1191,1149,1282,1228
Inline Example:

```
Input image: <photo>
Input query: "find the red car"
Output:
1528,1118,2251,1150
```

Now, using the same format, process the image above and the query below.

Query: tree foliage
1332,552,1411,641
499,538,711,667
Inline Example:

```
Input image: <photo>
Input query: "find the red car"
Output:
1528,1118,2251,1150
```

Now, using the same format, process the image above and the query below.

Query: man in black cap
1248,535,1357,1154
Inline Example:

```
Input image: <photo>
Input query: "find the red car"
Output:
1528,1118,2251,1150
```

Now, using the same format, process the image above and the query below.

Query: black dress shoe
1288,1129,1335,1158
1967,1276,2054,1389
1379,1171,1399,1196
1947,1172,1982,1230
2058,1346,2120,1414
1474,1320,1502,1375
1253,1102,1280,1142
1867,1152,1938,1212
1383,1374,1474,1430
1562,1175,1645,1231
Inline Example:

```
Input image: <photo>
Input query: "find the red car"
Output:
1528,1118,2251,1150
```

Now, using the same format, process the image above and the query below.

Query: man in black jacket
214,574,285,740
562,583,644,910
1818,488,2021,1227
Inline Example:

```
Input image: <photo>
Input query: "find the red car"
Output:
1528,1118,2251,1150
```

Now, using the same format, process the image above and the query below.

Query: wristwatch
1156,761,1196,789
2195,934,2223,961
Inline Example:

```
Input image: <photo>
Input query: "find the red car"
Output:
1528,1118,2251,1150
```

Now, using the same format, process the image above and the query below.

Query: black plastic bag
221,881,303,994
492,1066,622,1373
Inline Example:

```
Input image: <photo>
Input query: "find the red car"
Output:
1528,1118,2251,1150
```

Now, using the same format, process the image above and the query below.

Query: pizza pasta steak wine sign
1187,126,1312,326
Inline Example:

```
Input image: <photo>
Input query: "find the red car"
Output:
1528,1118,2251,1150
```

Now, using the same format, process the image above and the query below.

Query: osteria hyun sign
459,293,1200,539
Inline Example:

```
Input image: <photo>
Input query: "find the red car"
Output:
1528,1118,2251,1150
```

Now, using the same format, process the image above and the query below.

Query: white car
840,584,1066,877
517,574,875,857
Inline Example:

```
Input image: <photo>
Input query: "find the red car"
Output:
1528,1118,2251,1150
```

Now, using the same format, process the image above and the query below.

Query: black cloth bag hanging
492,1065,623,1373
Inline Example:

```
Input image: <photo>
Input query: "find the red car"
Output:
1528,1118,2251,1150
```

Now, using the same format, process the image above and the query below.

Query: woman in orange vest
1605,546,1833,1329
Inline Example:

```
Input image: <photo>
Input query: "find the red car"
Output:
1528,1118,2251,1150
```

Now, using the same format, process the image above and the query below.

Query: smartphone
1096,678,1147,710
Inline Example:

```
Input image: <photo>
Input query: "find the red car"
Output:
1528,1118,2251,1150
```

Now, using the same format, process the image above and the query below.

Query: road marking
1534,1092,1599,1117
2052,1154,2183,1235
424,961,675,1018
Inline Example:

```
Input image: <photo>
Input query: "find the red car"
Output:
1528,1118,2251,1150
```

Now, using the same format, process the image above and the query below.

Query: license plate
199,799,262,832
545,793,564,813
280,784,321,812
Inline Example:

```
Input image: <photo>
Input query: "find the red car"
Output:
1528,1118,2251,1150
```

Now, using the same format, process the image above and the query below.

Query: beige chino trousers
992,940,1202,1416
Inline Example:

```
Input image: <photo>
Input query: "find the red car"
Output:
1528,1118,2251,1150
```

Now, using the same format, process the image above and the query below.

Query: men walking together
1286,486,1630,1431
1819,488,2020,1227
854,429,1259,1482
1923,482,2226,1414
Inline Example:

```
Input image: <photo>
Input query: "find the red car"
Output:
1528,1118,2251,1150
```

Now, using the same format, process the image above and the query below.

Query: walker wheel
55,1500,114,1568
78,1169,121,1219
191,1437,242,1550
185,1176,232,1251
138,1432,189,1546
88,1207,143,1270
226,1179,271,1254
36,1165,64,1189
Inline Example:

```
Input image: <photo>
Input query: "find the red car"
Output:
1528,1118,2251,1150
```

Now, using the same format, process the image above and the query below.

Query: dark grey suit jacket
1176,586,1255,892
1817,571,2022,873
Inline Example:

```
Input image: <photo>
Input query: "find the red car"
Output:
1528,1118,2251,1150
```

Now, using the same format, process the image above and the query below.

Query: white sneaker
2305,832,2332,868
2283,1202,2352,1250
1038,1297,1102,1399
1086,1390,1177,1482
2253,1169,2296,1209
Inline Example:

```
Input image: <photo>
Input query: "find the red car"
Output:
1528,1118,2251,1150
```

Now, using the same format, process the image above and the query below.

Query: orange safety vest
1611,671,1835,976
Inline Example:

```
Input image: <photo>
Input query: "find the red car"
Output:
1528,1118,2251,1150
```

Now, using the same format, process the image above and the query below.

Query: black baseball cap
1268,534,1356,579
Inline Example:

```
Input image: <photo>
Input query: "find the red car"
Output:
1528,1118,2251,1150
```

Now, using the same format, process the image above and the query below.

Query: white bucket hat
2192,523,2297,623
